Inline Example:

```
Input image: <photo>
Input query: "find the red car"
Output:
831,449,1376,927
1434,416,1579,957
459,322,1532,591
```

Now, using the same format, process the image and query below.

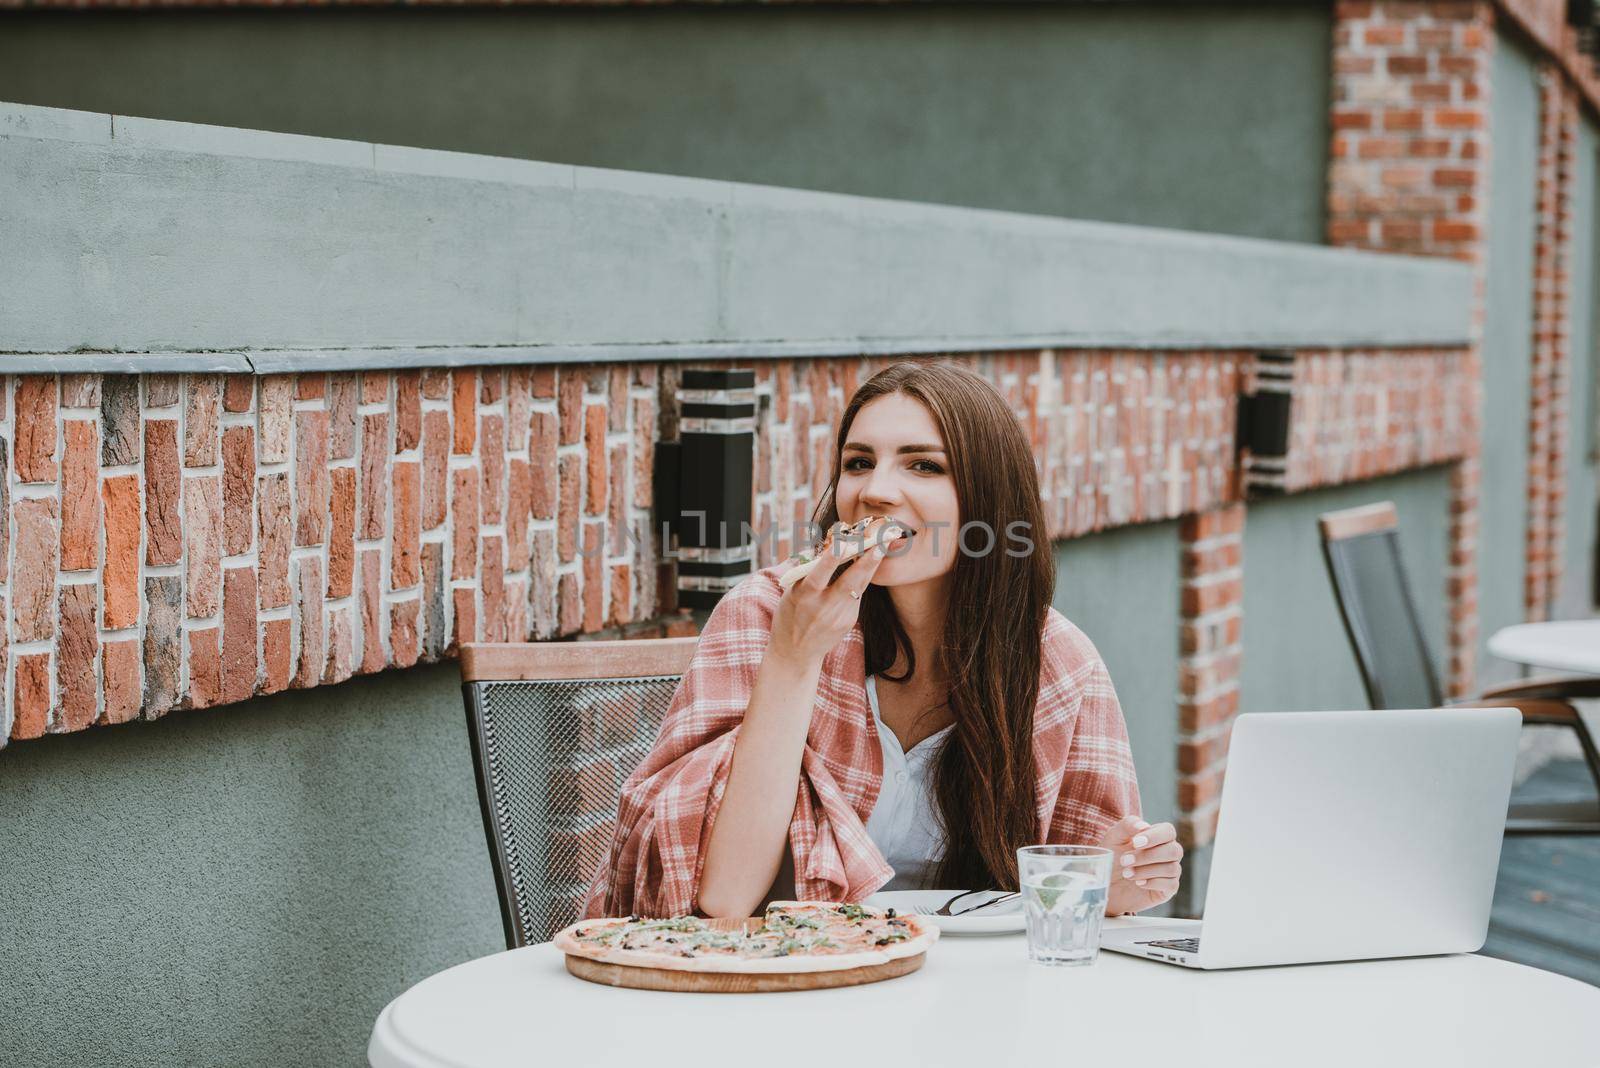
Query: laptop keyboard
1136,938,1200,954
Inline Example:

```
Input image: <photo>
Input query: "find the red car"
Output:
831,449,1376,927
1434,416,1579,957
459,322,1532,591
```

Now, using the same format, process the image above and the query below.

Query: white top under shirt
862,675,954,891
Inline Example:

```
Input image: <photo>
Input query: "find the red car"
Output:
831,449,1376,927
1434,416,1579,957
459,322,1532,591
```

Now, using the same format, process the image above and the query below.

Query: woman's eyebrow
841,442,946,454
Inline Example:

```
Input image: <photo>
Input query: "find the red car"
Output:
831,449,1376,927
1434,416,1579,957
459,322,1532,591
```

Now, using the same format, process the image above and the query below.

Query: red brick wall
1175,503,1245,853
1273,348,1478,491
1526,63,1578,621
3,368,669,741
1331,0,1597,663
1327,0,1494,698
1327,4,1491,262
4,347,1476,746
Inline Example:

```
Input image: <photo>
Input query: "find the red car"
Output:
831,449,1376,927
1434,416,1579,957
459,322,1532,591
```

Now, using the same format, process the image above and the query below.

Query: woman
584,361,1181,919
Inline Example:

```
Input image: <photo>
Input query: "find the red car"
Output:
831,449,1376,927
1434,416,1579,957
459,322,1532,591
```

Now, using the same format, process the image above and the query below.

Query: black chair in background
1319,501,1600,836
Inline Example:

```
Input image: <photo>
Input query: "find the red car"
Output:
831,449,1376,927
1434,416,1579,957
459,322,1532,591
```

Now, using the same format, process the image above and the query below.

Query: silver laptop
1101,708,1520,970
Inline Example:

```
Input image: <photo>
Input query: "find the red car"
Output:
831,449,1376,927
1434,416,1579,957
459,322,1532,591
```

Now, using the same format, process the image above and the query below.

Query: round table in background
1487,620,1600,676
367,918,1600,1068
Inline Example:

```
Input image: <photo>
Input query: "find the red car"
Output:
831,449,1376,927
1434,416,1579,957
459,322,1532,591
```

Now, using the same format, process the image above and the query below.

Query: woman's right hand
699,537,895,917
767,540,891,667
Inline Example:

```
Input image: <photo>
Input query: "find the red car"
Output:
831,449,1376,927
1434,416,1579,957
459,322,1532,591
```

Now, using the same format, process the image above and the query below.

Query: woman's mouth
881,520,915,549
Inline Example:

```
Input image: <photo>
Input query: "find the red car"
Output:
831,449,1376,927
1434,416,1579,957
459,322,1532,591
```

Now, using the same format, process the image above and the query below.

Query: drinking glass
1017,845,1113,966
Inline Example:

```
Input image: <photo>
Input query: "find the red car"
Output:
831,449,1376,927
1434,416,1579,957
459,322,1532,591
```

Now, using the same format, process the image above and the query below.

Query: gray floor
1481,759,1600,986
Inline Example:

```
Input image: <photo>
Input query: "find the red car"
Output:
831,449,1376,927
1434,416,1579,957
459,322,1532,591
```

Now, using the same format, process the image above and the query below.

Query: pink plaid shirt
582,565,1142,919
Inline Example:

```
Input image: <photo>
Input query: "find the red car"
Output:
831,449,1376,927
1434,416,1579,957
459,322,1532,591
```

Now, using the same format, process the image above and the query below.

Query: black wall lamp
653,369,757,610
1238,350,1294,498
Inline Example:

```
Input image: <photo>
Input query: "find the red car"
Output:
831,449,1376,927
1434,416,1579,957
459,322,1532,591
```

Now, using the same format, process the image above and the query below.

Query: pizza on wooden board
778,516,909,591
554,901,939,974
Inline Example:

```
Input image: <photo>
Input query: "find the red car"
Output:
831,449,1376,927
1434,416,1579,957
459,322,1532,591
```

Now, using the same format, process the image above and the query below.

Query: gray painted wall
1053,522,1180,826
0,664,502,1067
1479,35,1541,682
1558,116,1599,621
1240,467,1452,714
0,5,1331,244
2,99,1469,363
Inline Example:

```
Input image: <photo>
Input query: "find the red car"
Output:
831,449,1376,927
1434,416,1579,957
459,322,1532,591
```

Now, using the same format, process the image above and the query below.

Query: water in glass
1022,872,1107,965
1016,845,1112,966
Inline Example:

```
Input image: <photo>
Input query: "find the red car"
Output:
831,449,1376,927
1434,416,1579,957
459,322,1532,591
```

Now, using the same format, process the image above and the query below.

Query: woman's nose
860,467,904,509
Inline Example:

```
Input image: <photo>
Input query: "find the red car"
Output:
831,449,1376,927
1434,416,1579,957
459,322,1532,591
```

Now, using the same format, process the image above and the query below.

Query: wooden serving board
562,916,928,993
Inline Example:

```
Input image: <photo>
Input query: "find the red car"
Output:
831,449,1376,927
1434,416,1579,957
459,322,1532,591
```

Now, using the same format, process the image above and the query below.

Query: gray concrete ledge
1,331,1470,375
1,100,1475,365
0,352,256,374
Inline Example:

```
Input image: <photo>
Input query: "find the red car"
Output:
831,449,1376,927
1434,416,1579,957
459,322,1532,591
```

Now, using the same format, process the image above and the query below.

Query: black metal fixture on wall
653,369,757,610
1570,1,1600,73
1238,350,1294,498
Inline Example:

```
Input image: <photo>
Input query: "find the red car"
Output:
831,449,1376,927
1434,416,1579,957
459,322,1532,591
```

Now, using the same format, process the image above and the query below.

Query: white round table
368,919,1600,1068
1487,620,1600,675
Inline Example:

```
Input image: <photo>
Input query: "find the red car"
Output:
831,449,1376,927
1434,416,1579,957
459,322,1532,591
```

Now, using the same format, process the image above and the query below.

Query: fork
915,889,1019,917
934,888,984,916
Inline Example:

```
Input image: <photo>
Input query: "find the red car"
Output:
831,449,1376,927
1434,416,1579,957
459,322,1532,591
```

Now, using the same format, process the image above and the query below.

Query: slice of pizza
778,515,908,591
762,901,936,955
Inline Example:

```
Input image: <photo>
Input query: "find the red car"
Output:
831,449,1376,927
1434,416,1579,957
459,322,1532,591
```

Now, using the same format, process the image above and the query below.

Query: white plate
866,889,1025,936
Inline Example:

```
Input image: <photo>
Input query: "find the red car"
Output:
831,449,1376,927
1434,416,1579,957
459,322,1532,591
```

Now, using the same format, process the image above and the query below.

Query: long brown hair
815,360,1054,891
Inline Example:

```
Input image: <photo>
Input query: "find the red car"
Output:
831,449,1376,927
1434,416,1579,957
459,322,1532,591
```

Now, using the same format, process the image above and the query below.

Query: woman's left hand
1094,815,1182,916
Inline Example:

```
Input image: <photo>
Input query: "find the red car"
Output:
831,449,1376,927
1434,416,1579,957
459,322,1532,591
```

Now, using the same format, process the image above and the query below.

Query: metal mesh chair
1319,502,1600,835
460,639,697,948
